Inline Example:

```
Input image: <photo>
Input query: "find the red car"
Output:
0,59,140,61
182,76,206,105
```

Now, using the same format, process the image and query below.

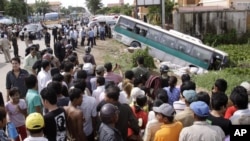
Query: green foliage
131,47,157,69
203,29,250,46
85,0,103,15
194,44,250,94
96,4,134,16
193,70,249,95
33,0,50,15
0,0,9,12
147,0,174,25
60,7,71,15
217,44,250,68
5,0,28,21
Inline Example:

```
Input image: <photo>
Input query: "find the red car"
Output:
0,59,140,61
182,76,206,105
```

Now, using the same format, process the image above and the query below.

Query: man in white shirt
23,47,38,74
37,60,51,94
92,76,105,104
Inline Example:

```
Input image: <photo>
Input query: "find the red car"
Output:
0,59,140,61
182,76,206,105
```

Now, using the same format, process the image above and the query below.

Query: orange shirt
154,121,183,141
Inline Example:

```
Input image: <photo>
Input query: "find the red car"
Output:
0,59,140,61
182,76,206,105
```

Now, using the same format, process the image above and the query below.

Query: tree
60,7,70,15
147,0,174,26
85,0,103,15
96,4,133,16
33,0,50,15
0,0,9,12
5,0,22,19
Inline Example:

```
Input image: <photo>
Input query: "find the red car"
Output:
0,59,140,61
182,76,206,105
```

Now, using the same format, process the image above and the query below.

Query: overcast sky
27,0,134,7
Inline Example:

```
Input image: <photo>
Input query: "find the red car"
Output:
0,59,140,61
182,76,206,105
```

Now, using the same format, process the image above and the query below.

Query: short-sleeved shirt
163,87,180,106
179,121,225,141
44,108,67,141
154,122,183,141
6,69,29,98
98,123,123,141
5,99,27,127
25,89,42,114
79,95,97,136
104,72,123,85
83,53,96,65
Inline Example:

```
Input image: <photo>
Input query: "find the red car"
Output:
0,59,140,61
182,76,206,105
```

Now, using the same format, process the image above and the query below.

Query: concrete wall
173,9,250,38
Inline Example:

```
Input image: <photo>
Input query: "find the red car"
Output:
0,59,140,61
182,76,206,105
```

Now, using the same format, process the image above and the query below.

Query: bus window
134,24,148,37
191,46,212,63
160,34,176,49
146,29,162,42
176,40,193,54
118,17,135,31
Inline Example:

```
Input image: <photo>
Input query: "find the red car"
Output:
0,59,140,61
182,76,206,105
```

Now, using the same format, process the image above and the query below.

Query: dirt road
76,37,127,65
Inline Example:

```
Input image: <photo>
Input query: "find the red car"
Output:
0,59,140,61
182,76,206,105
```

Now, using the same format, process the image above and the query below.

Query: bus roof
118,15,228,57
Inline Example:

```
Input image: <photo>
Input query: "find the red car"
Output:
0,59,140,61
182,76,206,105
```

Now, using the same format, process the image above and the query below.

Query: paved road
0,36,48,102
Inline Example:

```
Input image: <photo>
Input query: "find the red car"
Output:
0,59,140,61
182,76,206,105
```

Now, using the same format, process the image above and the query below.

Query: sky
27,0,134,7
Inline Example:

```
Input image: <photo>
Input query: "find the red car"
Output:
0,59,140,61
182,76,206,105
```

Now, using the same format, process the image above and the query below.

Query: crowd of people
0,21,250,141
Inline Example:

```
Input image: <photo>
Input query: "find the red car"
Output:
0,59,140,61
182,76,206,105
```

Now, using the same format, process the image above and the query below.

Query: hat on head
25,113,44,130
240,81,250,95
96,65,105,73
183,90,197,103
240,81,250,102
131,87,145,102
190,101,209,117
153,103,175,117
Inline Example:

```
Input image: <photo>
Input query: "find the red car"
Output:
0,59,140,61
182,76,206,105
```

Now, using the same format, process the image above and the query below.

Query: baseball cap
153,103,175,117
25,113,44,130
190,101,209,117
183,90,197,103
96,65,105,73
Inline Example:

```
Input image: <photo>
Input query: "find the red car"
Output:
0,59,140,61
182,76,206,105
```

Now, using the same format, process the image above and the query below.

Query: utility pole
162,0,165,29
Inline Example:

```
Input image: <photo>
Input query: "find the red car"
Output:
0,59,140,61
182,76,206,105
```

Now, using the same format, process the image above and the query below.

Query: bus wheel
130,41,141,48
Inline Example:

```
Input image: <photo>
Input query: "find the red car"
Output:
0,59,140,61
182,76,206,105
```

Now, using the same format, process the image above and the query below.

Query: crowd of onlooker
0,21,250,141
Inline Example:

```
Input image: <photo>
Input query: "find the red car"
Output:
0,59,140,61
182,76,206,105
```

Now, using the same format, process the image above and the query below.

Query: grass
193,70,250,95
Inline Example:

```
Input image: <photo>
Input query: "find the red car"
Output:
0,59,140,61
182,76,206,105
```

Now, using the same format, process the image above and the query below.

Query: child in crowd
0,107,11,141
5,87,27,141
24,112,48,141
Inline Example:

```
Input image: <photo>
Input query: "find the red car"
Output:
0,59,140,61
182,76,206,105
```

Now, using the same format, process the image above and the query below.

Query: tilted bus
113,15,228,70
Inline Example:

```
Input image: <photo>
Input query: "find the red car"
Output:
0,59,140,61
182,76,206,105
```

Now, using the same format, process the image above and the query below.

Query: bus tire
130,41,141,48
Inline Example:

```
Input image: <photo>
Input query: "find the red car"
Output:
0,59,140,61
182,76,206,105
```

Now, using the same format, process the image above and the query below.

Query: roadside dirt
76,38,127,65
76,37,209,93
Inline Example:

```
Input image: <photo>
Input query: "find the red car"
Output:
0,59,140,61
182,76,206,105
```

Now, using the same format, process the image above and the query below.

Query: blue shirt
88,30,94,38
99,123,123,141
164,87,180,105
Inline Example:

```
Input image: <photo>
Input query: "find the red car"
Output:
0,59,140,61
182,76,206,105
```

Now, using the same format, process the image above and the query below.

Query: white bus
113,15,228,70
44,12,63,29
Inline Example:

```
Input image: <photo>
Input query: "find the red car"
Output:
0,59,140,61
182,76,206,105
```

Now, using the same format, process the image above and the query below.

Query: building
132,0,149,20
48,1,62,12
199,0,250,10
107,0,124,7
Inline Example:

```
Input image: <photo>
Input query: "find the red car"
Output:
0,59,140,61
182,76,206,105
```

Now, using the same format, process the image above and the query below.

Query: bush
131,47,157,69
203,29,250,46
